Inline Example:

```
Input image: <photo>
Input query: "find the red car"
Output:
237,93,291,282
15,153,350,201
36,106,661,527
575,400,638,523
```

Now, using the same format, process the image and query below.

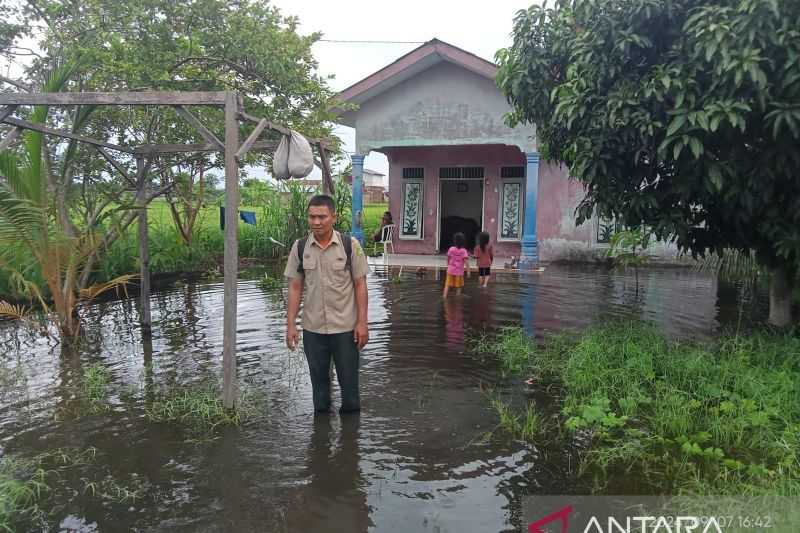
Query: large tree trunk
769,265,793,327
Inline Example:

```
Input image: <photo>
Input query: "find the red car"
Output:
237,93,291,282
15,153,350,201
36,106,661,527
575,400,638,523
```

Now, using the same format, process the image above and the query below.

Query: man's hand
286,324,299,351
354,321,369,351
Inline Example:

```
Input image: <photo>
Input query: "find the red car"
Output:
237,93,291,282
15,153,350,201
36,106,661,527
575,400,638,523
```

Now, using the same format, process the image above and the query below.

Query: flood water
0,264,766,532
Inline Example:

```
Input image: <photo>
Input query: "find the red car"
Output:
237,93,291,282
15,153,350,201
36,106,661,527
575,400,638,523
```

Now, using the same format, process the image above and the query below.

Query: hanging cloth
220,206,257,230
239,211,256,225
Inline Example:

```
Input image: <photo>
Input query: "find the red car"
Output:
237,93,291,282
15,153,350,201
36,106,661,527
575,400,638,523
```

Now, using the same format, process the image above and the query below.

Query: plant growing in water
81,364,111,413
257,273,283,290
145,382,264,430
488,394,543,442
607,227,652,297
482,322,800,494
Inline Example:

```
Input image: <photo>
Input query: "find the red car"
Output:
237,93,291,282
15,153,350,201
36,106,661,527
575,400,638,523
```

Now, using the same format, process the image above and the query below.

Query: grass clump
0,448,96,531
489,395,543,442
257,273,284,290
82,364,110,406
145,382,264,430
483,322,800,495
0,457,48,531
472,326,565,378
56,363,112,418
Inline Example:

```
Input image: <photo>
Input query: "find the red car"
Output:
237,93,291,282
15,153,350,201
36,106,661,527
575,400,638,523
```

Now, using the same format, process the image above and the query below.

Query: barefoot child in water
473,231,494,288
443,232,469,298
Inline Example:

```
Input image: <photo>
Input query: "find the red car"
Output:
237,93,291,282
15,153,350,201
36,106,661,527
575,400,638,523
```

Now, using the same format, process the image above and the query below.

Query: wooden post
135,156,152,329
222,92,239,409
318,143,335,196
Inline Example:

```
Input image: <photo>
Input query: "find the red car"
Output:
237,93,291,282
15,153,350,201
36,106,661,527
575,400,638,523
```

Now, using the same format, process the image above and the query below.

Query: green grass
145,382,265,430
81,363,110,407
0,185,385,302
0,447,96,531
481,322,800,495
257,272,284,290
55,363,112,418
0,457,48,532
488,394,544,441
362,203,389,256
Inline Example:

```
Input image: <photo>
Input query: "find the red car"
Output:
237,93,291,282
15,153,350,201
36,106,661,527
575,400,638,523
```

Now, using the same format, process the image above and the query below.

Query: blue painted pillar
519,152,540,268
351,154,365,244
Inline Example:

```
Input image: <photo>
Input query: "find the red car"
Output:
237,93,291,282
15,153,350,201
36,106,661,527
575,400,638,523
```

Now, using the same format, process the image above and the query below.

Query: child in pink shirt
473,231,494,288
443,232,469,298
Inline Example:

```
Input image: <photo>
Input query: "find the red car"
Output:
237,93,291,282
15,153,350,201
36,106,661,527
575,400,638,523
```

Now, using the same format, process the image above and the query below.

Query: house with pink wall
333,38,607,265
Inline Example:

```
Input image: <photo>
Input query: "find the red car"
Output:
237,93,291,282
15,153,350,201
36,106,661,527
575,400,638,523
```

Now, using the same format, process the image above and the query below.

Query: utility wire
318,39,425,44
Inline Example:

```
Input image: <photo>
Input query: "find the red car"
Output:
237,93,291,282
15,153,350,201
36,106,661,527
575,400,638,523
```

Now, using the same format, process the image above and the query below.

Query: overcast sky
270,0,534,178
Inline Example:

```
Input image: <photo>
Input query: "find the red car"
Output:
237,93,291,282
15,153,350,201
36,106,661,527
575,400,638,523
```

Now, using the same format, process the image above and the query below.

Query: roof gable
333,38,497,114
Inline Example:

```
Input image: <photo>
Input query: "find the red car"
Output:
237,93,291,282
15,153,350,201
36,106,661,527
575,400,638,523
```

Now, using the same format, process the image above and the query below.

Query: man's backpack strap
341,232,353,272
296,232,353,276
296,237,308,275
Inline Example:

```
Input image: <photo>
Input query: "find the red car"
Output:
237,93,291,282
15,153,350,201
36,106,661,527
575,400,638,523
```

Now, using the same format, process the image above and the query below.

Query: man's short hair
307,194,336,213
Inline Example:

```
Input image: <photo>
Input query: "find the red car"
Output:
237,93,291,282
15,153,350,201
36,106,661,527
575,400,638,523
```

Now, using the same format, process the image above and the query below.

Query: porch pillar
519,151,540,268
351,154,365,244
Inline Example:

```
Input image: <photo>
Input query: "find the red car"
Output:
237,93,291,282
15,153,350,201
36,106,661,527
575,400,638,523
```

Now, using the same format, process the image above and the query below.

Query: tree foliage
0,62,134,336
0,0,340,334
497,0,800,324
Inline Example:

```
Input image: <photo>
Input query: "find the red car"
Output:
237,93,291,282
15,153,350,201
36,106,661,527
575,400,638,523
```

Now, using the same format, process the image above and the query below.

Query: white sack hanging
272,135,291,180
287,130,314,178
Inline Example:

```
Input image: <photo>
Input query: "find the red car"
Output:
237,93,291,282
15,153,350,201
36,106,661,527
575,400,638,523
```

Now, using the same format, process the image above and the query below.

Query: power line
318,39,425,45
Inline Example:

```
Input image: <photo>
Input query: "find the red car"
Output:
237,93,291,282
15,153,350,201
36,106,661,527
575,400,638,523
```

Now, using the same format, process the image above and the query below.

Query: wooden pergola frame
0,90,335,408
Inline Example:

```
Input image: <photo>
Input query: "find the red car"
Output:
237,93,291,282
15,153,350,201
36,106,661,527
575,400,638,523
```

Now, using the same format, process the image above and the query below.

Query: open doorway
439,179,483,251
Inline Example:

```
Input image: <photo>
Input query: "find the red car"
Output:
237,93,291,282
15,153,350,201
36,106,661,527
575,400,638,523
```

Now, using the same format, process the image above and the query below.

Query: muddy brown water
0,265,765,532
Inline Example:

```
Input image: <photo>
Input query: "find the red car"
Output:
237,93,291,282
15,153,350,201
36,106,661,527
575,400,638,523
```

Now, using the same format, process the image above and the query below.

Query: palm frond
0,253,49,311
24,59,82,206
0,300,29,320
79,273,138,301
0,184,43,242
0,151,33,201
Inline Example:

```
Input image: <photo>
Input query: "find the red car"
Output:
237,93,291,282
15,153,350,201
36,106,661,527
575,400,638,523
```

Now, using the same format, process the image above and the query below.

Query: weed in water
82,364,110,406
476,327,539,376
257,273,284,291
488,393,543,442
0,447,95,530
489,321,800,495
145,382,265,430
0,456,48,531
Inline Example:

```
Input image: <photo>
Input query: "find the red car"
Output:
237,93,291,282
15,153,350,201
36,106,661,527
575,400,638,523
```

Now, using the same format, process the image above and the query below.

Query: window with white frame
401,169,424,240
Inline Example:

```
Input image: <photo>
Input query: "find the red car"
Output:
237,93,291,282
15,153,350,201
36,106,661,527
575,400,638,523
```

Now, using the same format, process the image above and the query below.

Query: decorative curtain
401,181,423,239
500,181,522,240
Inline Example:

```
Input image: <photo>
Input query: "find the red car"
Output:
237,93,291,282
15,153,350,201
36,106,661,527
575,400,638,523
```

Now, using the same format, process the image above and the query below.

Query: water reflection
521,278,538,338
286,414,371,532
444,298,466,353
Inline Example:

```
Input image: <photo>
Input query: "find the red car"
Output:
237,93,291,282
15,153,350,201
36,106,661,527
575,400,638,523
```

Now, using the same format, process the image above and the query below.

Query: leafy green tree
4,0,338,286
497,0,800,325
0,62,133,336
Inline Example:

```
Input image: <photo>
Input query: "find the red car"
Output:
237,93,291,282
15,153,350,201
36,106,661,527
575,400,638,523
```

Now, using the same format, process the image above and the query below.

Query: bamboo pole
222,92,239,409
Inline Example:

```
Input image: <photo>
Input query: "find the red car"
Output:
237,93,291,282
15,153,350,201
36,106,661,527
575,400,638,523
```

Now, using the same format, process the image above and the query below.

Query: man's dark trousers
303,330,360,413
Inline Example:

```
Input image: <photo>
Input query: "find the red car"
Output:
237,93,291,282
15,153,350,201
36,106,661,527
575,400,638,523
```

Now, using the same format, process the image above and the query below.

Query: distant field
146,199,387,236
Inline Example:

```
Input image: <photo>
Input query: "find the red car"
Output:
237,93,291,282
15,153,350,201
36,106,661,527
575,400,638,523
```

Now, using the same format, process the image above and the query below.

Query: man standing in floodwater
285,195,370,414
